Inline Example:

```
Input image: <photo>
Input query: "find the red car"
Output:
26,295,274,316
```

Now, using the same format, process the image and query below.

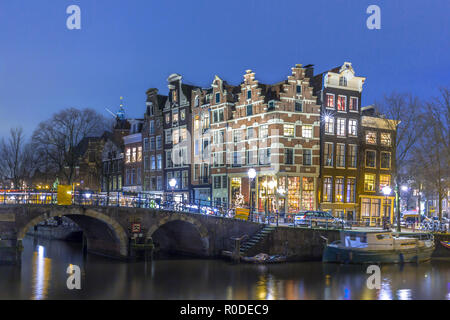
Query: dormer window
247,90,252,100
339,76,348,87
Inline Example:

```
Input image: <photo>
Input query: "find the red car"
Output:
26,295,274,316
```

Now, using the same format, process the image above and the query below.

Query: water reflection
0,237,448,300
31,245,52,300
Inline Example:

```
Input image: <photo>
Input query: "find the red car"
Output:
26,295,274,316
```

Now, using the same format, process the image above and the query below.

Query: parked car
294,211,339,228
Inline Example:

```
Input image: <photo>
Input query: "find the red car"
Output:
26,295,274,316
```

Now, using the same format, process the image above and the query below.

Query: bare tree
0,127,36,189
31,108,109,185
375,93,424,231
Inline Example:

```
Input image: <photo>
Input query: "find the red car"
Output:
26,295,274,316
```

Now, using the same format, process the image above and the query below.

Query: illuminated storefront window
302,177,314,210
287,177,301,213
231,177,242,207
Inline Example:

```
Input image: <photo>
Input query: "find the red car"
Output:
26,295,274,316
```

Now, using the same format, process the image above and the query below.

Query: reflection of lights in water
226,286,233,300
31,245,52,300
396,289,412,300
378,280,393,300
447,283,450,300
344,287,351,300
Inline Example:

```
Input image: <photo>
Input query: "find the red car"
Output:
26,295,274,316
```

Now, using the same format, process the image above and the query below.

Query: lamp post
169,178,177,209
247,168,256,222
268,180,276,225
382,186,392,229
276,187,285,227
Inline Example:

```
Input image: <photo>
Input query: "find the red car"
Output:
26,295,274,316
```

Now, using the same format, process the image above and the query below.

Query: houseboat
323,230,435,264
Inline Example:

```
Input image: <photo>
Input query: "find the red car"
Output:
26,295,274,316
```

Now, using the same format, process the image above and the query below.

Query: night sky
0,0,449,138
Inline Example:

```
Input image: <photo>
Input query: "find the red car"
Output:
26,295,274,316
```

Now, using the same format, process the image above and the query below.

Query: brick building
123,119,144,193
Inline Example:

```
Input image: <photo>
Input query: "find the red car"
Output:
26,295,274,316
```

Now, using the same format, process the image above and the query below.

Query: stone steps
240,226,275,255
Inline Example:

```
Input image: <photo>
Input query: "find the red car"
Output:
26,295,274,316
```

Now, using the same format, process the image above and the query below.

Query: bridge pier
0,238,22,265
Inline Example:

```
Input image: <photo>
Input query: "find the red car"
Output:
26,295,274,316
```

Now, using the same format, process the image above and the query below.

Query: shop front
360,196,394,226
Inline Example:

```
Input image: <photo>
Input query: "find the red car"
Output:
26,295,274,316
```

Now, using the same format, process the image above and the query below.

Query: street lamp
247,168,256,222
169,178,177,205
401,185,408,192
382,186,392,229
276,187,285,227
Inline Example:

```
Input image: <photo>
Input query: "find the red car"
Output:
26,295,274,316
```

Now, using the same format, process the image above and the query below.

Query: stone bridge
0,205,262,264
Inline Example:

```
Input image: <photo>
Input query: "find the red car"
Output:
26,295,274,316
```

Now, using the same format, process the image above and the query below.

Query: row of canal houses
100,62,398,225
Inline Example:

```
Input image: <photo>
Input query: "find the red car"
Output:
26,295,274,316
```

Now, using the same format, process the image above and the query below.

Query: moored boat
440,241,450,250
323,230,435,264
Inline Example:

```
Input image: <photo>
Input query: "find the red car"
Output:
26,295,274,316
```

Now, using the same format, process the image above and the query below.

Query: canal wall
245,227,340,261
433,233,450,257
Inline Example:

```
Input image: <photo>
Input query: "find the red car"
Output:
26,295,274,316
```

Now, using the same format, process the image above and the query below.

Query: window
324,116,334,134
180,127,187,142
165,129,172,144
149,120,155,134
381,133,391,146
303,149,312,166
268,101,275,111
366,131,377,144
259,125,268,139
137,147,142,162
165,113,170,124
143,138,149,152
157,154,162,170
364,174,376,192
339,76,347,86
324,143,333,166
335,178,344,202
132,148,136,162
336,144,345,167
150,137,155,151
302,125,313,138
151,155,156,170
323,177,332,202
180,109,186,121
381,152,391,169
349,97,358,111
194,96,199,107
194,117,200,130
296,85,302,94
215,92,220,104
233,130,241,143
302,177,314,210
156,135,162,150
348,145,357,168
233,151,242,167
326,94,335,108
380,175,391,189
144,156,148,171
295,101,302,112
347,178,356,203
284,124,295,137
285,148,294,165
246,149,254,165
336,118,346,136
247,90,252,100
365,150,376,168
222,176,227,188
172,90,177,103
157,176,162,191
214,176,221,189
172,129,179,145
172,110,179,125
247,127,254,140
182,171,189,189
337,96,346,111
246,104,253,116
258,148,271,165
348,119,357,136
165,150,172,168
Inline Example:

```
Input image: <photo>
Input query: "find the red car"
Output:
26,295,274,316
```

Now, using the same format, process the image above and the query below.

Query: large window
348,119,357,136
326,94,335,108
302,125,313,138
165,129,172,144
346,178,356,203
303,149,312,166
381,152,391,169
366,131,377,144
157,154,162,170
150,137,155,151
349,97,358,111
364,174,376,192
336,144,345,167
365,150,376,168
258,148,271,165
156,135,162,150
336,118,346,136
324,116,334,134
337,96,346,111
149,120,155,134
381,133,391,146
302,177,314,210
324,143,333,166
284,124,295,137
348,145,357,168
335,178,344,202
150,155,156,170
380,175,391,189
323,177,332,202
259,125,268,139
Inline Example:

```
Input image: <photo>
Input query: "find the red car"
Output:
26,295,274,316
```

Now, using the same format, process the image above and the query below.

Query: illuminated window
365,150,376,168
326,94,335,108
337,96,346,111
137,147,142,162
381,133,391,146
180,109,186,121
324,116,334,134
346,178,356,202
172,90,177,103
366,131,377,144
172,111,179,124
364,174,376,192
132,148,136,162
349,97,358,111
284,124,295,137
302,125,313,138
259,125,268,139
381,152,391,169
380,175,391,189
348,119,357,136
126,148,131,163
336,118,346,136
335,178,344,202
165,113,170,124
336,144,345,167
323,177,332,202
348,145,357,168
324,143,333,166
194,116,200,130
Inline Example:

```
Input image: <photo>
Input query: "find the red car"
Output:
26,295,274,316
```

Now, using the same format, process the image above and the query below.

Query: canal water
0,236,449,300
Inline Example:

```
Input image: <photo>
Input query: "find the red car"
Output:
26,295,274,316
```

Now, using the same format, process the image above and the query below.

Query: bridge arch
17,207,128,257
146,214,210,256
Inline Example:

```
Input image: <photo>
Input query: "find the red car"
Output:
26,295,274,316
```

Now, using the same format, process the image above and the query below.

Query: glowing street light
401,185,408,192
382,186,392,196
169,178,177,205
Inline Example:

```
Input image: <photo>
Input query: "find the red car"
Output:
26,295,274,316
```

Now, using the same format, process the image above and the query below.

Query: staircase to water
239,225,276,256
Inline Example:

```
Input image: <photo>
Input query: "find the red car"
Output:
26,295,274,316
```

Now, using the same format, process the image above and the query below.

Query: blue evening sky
0,0,449,138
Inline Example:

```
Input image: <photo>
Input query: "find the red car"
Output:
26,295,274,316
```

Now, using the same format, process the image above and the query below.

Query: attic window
215,92,220,104
247,90,252,100
296,85,302,94
268,101,275,111
339,76,348,87
246,104,253,116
